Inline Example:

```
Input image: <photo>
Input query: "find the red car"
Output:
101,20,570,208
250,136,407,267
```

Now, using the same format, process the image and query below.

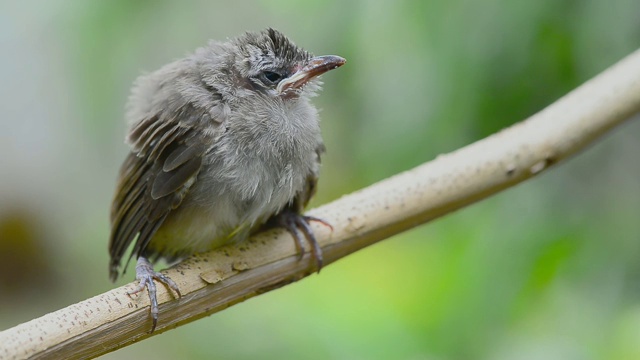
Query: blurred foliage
1,0,640,359
0,208,56,299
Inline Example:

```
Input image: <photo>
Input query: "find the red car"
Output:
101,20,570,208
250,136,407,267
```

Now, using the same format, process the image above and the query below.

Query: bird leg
272,210,333,272
127,257,181,332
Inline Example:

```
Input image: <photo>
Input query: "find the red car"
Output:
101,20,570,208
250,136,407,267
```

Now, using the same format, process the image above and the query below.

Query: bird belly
146,197,245,260
145,165,306,261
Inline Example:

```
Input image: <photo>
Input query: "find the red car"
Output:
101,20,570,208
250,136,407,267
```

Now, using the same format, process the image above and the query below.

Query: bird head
200,28,345,101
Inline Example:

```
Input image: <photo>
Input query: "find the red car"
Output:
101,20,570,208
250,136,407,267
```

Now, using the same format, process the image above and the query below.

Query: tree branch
3,49,640,359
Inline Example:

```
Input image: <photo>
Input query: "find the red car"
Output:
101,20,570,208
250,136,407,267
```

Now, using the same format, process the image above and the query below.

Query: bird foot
274,211,333,272
127,257,181,333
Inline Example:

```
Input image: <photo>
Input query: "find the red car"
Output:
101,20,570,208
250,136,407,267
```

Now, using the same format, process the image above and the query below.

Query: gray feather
109,28,339,280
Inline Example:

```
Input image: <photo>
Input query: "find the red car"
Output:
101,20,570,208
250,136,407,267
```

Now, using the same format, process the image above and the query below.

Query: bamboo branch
2,48,640,360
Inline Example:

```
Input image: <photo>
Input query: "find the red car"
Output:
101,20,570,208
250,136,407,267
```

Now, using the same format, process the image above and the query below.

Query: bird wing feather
108,109,214,281
289,143,324,212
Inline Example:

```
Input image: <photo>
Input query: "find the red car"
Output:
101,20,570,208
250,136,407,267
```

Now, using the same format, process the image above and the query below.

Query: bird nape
108,28,345,332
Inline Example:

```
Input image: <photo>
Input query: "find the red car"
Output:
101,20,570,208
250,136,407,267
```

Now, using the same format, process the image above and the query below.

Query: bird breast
153,97,322,255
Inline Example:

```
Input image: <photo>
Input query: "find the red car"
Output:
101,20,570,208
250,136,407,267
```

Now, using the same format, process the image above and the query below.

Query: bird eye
262,71,283,83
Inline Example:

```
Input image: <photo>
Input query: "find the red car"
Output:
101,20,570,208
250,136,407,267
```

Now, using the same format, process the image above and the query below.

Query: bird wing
108,109,212,281
292,143,325,211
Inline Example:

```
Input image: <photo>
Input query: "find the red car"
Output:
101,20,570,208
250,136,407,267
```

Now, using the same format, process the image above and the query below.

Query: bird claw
128,257,181,333
276,211,332,272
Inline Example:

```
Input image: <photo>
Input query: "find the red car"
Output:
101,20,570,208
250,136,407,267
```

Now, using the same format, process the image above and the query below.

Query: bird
108,28,345,332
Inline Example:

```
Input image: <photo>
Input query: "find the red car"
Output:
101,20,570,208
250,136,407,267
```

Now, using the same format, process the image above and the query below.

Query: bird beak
277,55,346,94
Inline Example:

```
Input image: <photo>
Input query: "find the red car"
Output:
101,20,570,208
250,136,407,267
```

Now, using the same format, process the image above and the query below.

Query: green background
1,1,640,359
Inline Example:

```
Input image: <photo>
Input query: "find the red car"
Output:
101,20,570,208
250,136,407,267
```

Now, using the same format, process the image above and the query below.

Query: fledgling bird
108,28,345,331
